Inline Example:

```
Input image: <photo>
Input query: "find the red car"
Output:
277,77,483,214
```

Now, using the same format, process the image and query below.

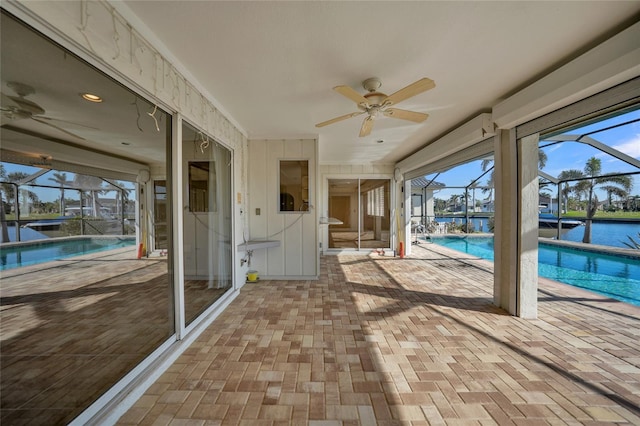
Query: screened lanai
409,108,640,248
0,164,137,243
1,1,639,424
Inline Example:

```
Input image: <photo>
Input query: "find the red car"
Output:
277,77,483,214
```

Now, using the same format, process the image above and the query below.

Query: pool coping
538,237,640,259
0,245,140,278
426,233,640,259
0,234,136,249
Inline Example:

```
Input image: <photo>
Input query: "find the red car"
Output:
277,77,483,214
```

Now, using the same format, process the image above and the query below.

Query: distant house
411,177,446,223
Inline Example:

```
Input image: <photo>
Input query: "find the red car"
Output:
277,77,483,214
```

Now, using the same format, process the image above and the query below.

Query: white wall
248,139,318,279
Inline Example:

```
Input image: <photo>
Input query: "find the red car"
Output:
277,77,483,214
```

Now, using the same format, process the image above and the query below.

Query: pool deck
1,247,172,425
118,242,640,425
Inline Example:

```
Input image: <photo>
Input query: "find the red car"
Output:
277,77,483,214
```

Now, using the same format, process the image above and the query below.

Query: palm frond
622,233,640,250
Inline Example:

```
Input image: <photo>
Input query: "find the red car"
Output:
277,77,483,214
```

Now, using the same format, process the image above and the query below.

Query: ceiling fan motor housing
363,92,387,107
362,77,382,92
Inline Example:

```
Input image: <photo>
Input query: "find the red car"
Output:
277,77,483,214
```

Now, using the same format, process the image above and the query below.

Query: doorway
327,178,390,250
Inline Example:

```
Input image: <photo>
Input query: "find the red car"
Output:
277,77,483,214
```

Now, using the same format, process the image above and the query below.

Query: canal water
432,217,640,249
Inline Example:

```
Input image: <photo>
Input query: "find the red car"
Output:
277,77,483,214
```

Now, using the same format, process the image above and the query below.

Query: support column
493,129,518,314
493,129,539,318
402,179,412,256
518,133,539,319
425,189,435,222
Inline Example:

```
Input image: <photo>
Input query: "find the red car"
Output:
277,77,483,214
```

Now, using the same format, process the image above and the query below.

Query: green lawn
435,211,640,220
563,211,640,219
4,213,62,220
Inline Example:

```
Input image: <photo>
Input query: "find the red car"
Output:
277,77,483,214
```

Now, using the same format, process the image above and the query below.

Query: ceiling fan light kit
316,77,435,137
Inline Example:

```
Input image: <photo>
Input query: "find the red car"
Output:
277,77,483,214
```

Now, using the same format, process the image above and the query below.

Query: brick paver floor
119,243,640,425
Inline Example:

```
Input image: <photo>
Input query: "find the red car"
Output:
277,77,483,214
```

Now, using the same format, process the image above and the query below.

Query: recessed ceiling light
81,93,103,103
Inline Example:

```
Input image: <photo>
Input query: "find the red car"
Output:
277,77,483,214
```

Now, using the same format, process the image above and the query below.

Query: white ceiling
1,2,639,170
122,1,640,165
0,11,169,168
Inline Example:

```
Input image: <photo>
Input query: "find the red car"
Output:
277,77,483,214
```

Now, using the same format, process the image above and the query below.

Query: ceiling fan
1,81,89,140
316,77,435,137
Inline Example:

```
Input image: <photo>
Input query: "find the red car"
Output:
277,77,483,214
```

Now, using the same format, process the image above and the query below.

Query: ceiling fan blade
32,117,86,140
359,116,374,137
1,92,21,109
5,94,46,115
36,116,99,130
333,85,370,107
316,111,364,128
383,78,435,107
383,108,429,123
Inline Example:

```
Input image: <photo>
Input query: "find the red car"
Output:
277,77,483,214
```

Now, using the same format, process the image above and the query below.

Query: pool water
0,237,136,271
430,236,640,306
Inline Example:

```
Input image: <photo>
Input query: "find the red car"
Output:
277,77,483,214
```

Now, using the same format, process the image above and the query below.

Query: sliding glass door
181,122,233,326
327,178,390,250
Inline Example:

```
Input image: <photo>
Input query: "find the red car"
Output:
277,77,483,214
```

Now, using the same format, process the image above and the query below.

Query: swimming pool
429,236,640,306
0,237,136,271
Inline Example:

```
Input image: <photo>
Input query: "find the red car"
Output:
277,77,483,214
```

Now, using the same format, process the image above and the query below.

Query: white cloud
545,144,563,154
612,134,640,159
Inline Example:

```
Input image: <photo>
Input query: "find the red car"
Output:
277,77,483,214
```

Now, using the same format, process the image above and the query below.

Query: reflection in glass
189,162,215,212
182,123,233,325
0,11,174,424
360,179,391,249
280,160,309,212
327,179,390,249
154,180,168,250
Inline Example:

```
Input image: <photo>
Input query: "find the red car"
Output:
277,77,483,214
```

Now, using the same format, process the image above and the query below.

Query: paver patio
119,243,640,425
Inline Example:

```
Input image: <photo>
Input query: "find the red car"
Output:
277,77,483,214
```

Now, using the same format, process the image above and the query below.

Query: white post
518,133,539,319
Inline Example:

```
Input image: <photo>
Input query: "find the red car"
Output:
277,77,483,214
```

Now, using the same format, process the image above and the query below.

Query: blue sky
0,165,136,203
426,108,640,202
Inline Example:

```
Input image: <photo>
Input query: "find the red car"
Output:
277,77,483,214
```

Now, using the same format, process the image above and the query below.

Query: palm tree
578,157,633,243
434,198,447,213
468,181,479,213
448,194,460,213
48,172,71,216
557,169,584,214
106,180,132,219
0,165,9,242
480,157,495,200
2,172,39,216
481,149,547,200
73,174,106,217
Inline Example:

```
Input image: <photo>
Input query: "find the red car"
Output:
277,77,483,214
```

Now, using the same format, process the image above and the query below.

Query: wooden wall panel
302,140,318,276
248,139,318,278
248,140,268,274
266,141,285,276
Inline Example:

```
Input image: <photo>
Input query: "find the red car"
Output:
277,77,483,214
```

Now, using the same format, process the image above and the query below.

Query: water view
429,236,640,306
430,217,640,249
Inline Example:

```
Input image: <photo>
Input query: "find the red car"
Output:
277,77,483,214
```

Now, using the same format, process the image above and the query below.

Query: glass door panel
360,179,390,249
181,123,233,326
327,178,390,250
